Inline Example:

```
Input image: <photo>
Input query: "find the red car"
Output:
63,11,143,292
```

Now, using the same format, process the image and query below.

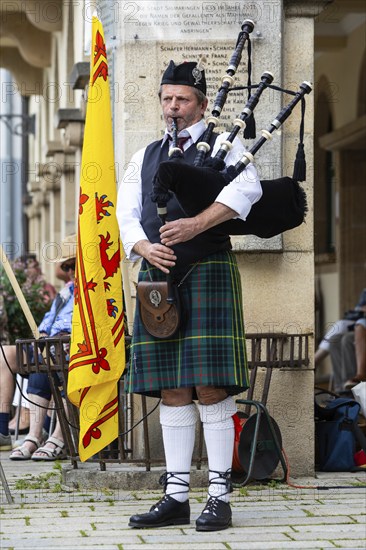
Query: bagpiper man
117,59,262,531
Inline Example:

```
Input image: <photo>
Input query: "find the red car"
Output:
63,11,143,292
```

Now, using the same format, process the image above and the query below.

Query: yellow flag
68,15,125,462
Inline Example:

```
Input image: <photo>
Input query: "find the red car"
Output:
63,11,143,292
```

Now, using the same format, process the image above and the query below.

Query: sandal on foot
9,436,42,461
31,436,66,461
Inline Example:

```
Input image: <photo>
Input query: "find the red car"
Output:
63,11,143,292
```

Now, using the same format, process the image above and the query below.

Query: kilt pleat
127,251,249,397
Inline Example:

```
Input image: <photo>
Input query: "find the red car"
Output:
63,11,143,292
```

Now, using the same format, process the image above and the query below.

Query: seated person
315,288,366,393
8,256,71,438
0,235,76,453
9,378,30,435
10,373,67,460
344,318,366,390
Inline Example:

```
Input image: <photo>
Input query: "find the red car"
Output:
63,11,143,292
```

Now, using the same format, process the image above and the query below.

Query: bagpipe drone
152,19,312,239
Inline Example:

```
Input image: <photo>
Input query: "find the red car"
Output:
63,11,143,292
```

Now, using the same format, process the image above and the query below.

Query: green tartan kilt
127,250,249,397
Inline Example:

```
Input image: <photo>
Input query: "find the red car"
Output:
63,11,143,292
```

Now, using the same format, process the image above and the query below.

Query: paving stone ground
1,451,365,550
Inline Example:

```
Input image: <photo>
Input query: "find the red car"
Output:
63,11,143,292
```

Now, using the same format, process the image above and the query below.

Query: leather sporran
137,281,181,339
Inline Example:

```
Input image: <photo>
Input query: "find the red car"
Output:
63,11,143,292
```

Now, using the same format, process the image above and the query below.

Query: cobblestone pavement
1,451,365,550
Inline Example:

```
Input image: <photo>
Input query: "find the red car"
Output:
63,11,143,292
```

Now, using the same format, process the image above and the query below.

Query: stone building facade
1,0,365,476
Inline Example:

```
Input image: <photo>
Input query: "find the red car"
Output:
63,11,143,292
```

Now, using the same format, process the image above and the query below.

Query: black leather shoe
195,497,232,531
129,494,190,528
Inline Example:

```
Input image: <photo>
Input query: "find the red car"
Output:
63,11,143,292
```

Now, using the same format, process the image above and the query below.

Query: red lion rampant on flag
92,30,108,85
99,232,121,280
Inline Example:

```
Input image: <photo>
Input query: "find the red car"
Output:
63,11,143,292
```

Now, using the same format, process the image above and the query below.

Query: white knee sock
198,396,237,503
160,402,198,503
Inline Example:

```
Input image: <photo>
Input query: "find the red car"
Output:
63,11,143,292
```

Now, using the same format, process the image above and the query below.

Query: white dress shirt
117,119,262,260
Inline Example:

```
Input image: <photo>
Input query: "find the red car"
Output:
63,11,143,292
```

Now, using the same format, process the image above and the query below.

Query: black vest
141,134,231,274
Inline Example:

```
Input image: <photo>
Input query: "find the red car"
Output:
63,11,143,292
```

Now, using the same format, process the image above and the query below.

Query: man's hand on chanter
160,202,238,246
134,240,176,274
160,217,200,246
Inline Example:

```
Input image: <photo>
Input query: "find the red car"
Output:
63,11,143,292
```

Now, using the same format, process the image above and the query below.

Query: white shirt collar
161,119,206,147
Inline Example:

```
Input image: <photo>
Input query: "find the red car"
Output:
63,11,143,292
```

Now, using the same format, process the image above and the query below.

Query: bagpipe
152,19,312,239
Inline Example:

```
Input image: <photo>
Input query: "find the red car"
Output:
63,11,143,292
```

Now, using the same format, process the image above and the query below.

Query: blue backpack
315,395,366,472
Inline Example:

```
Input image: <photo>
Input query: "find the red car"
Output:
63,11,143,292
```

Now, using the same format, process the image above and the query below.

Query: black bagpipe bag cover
155,160,308,239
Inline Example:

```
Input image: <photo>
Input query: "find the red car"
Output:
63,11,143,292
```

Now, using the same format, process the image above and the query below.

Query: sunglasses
61,262,76,272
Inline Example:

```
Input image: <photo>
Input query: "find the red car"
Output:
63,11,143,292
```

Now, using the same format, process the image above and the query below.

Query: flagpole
121,258,134,335
0,244,40,339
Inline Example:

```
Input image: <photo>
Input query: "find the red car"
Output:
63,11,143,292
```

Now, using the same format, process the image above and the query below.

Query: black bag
315,391,366,471
154,159,307,238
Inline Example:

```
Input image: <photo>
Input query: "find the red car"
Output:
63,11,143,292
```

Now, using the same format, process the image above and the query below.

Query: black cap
161,60,207,95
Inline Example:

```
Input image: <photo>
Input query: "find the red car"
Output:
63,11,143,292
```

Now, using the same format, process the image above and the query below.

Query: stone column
38,158,61,283
25,180,42,261
42,140,77,269
39,179,51,271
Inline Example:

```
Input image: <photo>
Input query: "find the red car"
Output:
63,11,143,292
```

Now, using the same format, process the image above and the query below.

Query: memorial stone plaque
115,0,286,249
